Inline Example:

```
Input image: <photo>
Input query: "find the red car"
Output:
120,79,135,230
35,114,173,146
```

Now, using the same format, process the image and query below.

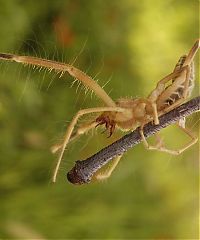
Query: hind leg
139,121,198,155
94,155,122,181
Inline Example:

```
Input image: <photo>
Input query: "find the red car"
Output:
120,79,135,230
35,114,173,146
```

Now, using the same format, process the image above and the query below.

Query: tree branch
67,96,200,185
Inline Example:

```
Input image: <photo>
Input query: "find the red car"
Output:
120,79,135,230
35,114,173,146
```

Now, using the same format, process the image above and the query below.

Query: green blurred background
0,0,199,239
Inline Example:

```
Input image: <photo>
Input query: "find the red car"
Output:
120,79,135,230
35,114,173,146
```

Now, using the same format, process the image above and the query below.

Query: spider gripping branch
67,96,200,185
0,39,199,184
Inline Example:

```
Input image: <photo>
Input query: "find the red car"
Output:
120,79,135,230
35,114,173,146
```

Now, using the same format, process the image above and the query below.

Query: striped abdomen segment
159,55,195,109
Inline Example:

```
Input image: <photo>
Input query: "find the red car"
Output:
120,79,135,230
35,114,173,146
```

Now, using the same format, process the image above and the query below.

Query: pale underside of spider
0,39,199,184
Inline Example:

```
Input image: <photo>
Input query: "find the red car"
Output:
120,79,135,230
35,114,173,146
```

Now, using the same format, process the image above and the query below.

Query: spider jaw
96,114,116,137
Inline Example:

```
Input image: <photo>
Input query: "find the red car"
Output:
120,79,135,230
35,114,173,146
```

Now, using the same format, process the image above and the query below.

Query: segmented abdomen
162,55,195,107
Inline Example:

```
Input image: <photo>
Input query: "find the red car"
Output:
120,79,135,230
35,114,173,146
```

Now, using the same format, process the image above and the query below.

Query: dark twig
67,96,200,185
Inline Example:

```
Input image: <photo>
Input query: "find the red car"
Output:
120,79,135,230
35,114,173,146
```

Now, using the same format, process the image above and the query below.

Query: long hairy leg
152,39,199,98
183,39,199,66
148,40,199,115
52,106,124,182
0,53,116,107
51,121,97,154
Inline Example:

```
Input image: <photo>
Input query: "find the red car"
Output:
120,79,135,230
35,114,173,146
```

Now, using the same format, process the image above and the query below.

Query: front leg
52,106,125,183
51,121,97,154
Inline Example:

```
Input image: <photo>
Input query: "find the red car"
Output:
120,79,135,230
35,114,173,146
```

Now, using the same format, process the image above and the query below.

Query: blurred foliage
0,0,199,239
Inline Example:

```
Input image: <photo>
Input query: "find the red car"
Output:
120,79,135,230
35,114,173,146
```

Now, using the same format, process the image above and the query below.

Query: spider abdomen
157,55,195,111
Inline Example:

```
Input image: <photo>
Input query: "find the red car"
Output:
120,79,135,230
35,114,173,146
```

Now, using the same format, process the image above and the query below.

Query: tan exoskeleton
0,39,199,183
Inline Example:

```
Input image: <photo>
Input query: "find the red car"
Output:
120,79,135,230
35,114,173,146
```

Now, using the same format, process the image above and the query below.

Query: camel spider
0,39,199,183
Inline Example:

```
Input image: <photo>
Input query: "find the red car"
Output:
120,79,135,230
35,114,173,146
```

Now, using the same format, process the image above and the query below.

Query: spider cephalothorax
95,97,156,137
